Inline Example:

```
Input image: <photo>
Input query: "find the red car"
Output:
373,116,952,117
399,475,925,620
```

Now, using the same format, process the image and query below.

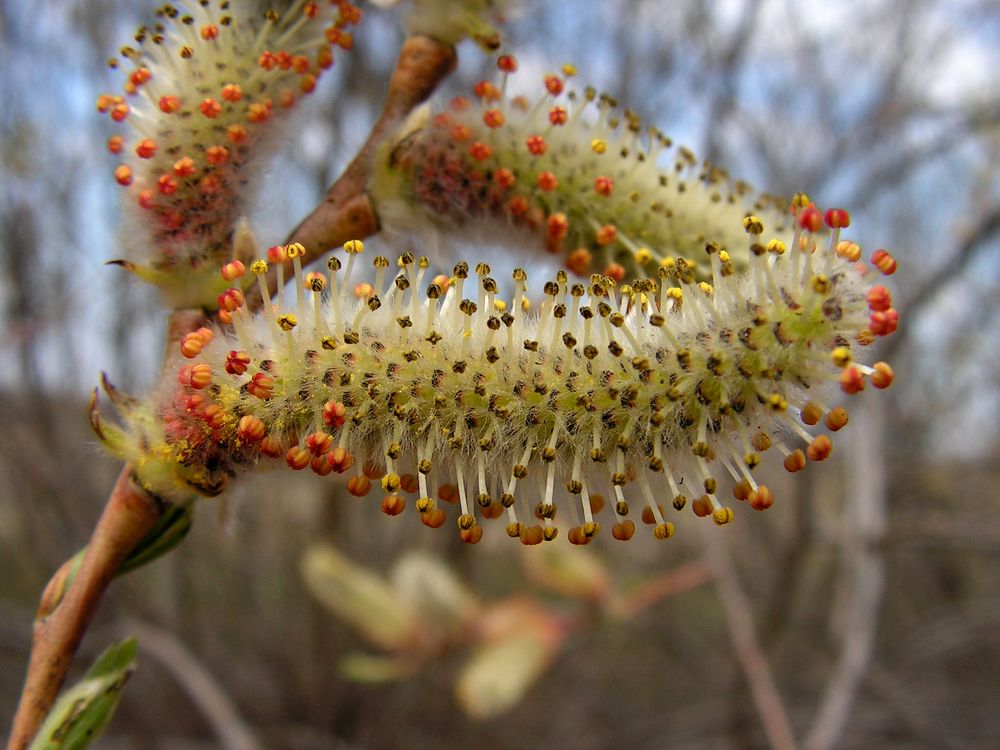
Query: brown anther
521,525,545,546
801,402,823,426
749,486,773,511
422,508,447,528
381,494,406,516
733,480,752,502
566,526,590,545
612,520,635,541
347,475,372,497
460,525,484,544
692,495,714,517
641,505,664,525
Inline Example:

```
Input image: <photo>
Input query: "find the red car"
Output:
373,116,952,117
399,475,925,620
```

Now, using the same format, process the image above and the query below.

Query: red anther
248,372,274,399
449,123,471,142
871,249,897,275
381,494,406,516
157,174,178,195
107,135,124,154
110,103,130,122
798,206,822,232
220,83,243,103
749,486,774,511
548,105,568,125
566,247,592,276
177,365,194,386
221,260,246,281
225,350,251,375
114,165,132,186
483,108,505,128
129,67,151,87
305,431,333,456
316,47,334,70
839,366,866,394
286,446,310,470
612,520,636,541
158,95,181,113
96,94,115,113
138,189,155,209
248,101,271,123
326,446,354,473
449,95,470,112
347,475,372,497
871,361,894,389
280,90,297,109
469,141,492,161
310,455,334,476
200,23,219,40
135,138,157,159
203,403,225,430
508,196,530,216
353,282,374,299
322,400,347,428
866,285,892,312
189,363,212,390
180,332,206,358
199,174,221,195
526,135,547,155
199,98,222,118
594,176,614,196
783,449,807,473
473,80,500,100
298,74,317,94
260,435,283,458
603,262,625,283
824,208,850,229
237,415,266,443
461,525,484,544
547,212,569,240
217,288,245,312
291,55,310,74
334,32,353,51
807,435,833,462
206,145,229,165
304,1,319,17
537,171,558,191
544,74,564,96
325,27,341,45
825,406,849,431
596,224,617,245
421,508,447,528
183,393,205,415
692,495,714,517
497,54,518,72
869,308,899,337
227,124,248,144
276,51,293,70
266,245,288,264
173,157,196,178
258,50,276,70
494,167,516,189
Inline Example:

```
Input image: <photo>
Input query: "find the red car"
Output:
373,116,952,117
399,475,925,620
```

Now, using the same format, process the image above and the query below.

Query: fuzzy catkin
99,0,361,307
95,205,899,545
370,55,791,283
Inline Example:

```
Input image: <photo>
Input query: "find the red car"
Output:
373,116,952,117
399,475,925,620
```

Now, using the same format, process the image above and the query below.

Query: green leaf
30,638,137,750
118,503,193,575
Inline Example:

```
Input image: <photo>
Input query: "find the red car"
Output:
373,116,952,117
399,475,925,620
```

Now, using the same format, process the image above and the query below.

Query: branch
699,526,798,750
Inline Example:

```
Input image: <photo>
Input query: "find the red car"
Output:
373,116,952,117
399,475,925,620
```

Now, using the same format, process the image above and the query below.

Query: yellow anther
373,255,390,269
718,250,731,263
742,215,764,234
250,259,268,274
561,63,577,76
831,346,852,368
698,282,713,296
381,473,401,492
634,247,653,265
768,393,788,412
812,274,831,294
767,239,786,255
660,256,676,269
494,299,507,312
277,313,297,331
653,522,675,540
792,192,811,208
713,508,735,525
521,296,531,312
285,242,305,258
667,287,683,301
343,239,364,254
591,138,607,154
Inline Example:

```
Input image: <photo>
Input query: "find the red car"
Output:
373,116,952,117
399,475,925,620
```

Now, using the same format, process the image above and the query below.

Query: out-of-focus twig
803,396,887,750
610,561,712,619
125,619,261,750
700,526,798,750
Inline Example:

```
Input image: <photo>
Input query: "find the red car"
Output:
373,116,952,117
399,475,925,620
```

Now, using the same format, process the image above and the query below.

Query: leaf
338,652,422,683
118,503,193,575
30,638,137,750
455,633,554,720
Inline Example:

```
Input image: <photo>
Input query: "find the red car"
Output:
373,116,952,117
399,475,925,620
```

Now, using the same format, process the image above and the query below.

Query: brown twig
6,34,457,750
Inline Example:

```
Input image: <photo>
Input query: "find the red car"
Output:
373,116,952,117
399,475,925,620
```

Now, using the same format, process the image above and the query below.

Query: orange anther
806,435,833,462
381,494,406,516
871,249,897,275
784,449,807,473
326,446,354,473
237,415,266,443
871,362,894,389
749,485,773,511
839,366,866,395
825,406,849,431
611,520,635,541
347,475,372,497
